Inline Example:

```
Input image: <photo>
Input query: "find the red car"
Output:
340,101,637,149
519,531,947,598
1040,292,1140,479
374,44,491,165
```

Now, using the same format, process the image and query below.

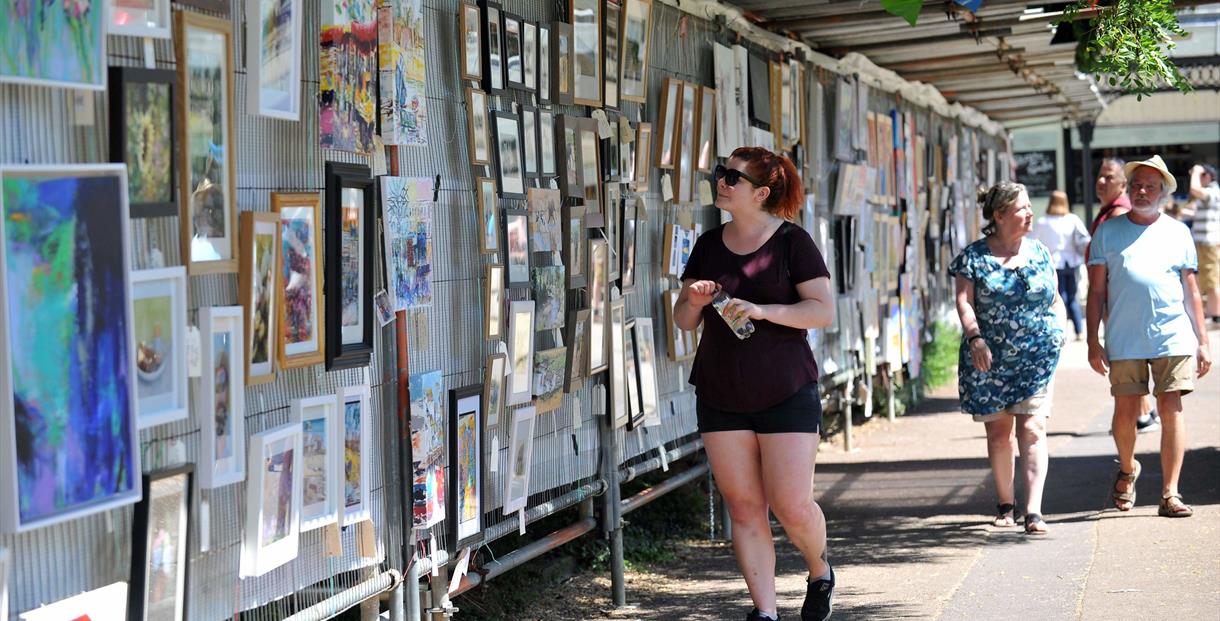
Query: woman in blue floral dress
950,182,1065,535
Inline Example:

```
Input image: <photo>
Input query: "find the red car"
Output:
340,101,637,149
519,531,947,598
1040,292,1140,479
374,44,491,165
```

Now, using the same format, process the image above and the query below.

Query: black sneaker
746,608,781,621
801,564,835,621
1136,410,1161,434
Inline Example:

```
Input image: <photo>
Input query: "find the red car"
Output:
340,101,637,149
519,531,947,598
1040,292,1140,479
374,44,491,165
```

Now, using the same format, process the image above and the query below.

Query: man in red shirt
1089,158,1160,432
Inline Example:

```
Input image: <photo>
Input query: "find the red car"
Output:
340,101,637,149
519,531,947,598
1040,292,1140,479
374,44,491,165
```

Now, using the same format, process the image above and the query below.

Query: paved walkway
598,335,1220,620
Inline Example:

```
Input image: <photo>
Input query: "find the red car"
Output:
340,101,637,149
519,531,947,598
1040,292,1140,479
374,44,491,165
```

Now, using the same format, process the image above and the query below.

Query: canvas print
409,370,446,528
448,385,483,548
247,0,302,119
0,0,106,89
503,406,536,514
506,301,536,406
131,268,189,428
477,177,499,253
0,165,140,533
241,424,302,577
533,347,566,413
340,383,372,523
527,188,562,253
108,68,175,218
532,266,566,331
571,0,601,105
110,0,172,39
129,467,191,621
484,353,507,427
198,306,246,489
378,0,428,146
272,192,324,368
293,395,340,530
239,213,279,385
381,176,435,310
320,20,378,154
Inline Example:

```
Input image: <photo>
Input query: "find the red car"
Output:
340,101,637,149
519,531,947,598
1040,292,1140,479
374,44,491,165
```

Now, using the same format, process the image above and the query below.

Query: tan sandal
1158,493,1193,518
1112,461,1140,511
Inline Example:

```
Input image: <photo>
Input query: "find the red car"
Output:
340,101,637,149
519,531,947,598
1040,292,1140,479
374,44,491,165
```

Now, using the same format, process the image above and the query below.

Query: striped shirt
1193,182,1220,245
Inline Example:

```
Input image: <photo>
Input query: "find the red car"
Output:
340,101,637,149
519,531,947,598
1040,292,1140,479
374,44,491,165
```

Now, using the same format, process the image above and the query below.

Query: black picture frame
563,204,588,289
447,384,485,551
619,199,638,292
521,19,539,94
128,465,193,621
538,22,552,105
748,50,772,129
493,110,527,199
602,113,620,182
556,114,583,200
324,161,376,371
504,208,531,290
108,66,178,218
521,105,540,179
178,0,229,13
503,12,525,90
480,1,507,95
551,22,574,106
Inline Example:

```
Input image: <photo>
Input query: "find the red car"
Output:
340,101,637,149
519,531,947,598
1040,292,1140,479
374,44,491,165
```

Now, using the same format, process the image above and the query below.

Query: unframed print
409,370,446,528
533,347,567,413
381,176,435,310
527,188,563,252
320,20,377,154
378,0,428,145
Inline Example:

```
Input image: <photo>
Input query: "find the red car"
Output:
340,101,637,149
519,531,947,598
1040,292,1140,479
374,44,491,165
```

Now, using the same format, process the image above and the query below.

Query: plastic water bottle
710,289,755,340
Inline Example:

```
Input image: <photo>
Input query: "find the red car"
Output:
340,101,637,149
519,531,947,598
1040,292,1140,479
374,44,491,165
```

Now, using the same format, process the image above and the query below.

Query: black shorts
696,382,822,434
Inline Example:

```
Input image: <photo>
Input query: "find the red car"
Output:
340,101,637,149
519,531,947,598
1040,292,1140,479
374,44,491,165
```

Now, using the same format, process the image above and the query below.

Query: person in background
1032,190,1090,340
1187,164,1220,324
951,182,1065,535
1086,155,1211,518
1090,158,1160,433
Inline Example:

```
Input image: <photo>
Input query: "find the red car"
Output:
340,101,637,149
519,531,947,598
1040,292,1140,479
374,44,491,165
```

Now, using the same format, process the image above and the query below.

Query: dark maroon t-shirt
680,221,832,412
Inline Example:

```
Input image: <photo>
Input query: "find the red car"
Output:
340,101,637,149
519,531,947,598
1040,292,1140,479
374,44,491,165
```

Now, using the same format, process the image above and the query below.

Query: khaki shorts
972,383,1054,422
1197,243,1220,295
1109,355,1195,396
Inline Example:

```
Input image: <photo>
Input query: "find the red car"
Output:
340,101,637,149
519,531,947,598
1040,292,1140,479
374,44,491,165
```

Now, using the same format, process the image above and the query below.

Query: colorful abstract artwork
0,166,139,532
320,21,377,154
340,383,371,523
340,188,364,338
273,192,324,368
409,370,446,528
247,0,302,119
0,0,106,89
381,176,434,310
378,0,428,145
344,398,362,509
449,385,482,547
251,230,276,370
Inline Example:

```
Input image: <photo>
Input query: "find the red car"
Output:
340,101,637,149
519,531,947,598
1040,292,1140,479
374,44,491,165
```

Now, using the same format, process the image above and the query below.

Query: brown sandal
1112,461,1141,511
1158,493,1193,518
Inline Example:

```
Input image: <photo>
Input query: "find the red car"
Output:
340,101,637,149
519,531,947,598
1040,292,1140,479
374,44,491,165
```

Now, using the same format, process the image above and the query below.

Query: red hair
730,147,804,221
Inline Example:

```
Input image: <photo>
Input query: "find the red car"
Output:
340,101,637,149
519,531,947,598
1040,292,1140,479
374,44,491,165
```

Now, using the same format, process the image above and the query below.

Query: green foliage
881,0,925,26
1057,0,1192,99
920,320,961,391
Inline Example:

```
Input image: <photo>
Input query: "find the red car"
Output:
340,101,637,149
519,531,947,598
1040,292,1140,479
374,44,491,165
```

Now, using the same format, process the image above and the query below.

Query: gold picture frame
271,192,326,369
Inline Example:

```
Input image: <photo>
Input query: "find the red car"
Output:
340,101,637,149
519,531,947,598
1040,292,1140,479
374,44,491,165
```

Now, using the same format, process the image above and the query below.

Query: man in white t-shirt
1086,155,1212,519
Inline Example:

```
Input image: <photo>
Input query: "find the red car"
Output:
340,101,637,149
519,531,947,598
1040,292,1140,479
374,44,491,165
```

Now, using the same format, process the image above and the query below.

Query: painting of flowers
108,68,175,218
0,0,106,89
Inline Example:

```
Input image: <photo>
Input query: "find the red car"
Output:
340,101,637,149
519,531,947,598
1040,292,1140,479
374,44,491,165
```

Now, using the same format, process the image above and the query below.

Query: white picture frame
1,4,107,90
246,0,303,120
503,405,536,514
198,306,247,489
110,0,172,39
240,423,303,578
130,267,190,429
19,582,128,621
506,300,536,406
632,317,662,427
291,394,342,531
339,383,373,524
0,547,8,621
609,299,628,428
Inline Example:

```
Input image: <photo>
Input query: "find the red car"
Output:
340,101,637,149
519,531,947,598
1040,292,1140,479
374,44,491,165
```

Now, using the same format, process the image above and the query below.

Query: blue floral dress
948,238,1064,416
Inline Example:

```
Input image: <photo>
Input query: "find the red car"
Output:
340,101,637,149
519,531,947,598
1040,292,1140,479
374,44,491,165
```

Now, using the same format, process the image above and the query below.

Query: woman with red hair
674,147,836,621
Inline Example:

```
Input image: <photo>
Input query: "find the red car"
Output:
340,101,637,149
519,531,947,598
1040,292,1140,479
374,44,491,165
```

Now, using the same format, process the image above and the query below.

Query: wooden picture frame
538,23,552,104
466,88,492,166
271,192,326,369
198,306,246,490
476,177,500,253
619,0,653,103
504,209,531,289
506,301,536,406
605,183,621,281
108,67,177,218
448,384,485,549
696,86,717,173
291,394,342,531
656,77,681,170
571,0,603,106
128,466,192,621
240,423,303,578
663,288,697,361
587,236,609,375
480,0,506,94
621,118,635,186
603,0,622,110
676,81,698,202
503,12,525,90
131,267,190,428
551,22,574,105
238,212,280,385
324,162,376,371
110,0,172,39
634,122,652,191
175,10,238,275
493,110,527,199
484,353,507,427
338,383,373,524
484,263,505,340
577,118,602,211
245,0,302,120
557,114,583,199
564,308,590,392
460,2,483,82
563,205,588,289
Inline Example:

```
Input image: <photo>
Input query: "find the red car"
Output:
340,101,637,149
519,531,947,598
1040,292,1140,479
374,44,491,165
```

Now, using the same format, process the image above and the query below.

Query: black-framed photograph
539,109,557,177
563,204,588,289
538,23,552,104
466,87,492,165
447,384,484,550
571,0,602,106
504,209,530,289
480,1,506,94
620,199,638,292
522,20,538,93
503,12,525,89
324,161,376,370
128,466,192,621
493,110,526,199
603,0,622,110
620,0,653,103
108,66,177,218
603,115,620,181
557,114,583,200
460,2,483,82
521,106,539,179
551,22,574,105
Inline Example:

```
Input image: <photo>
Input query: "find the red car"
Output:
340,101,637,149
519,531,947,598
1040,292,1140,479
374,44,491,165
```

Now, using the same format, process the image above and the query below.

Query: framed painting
539,109,557,177
605,184,621,280
459,2,483,82
0,164,140,533
564,308,590,392
577,119,601,209
504,209,530,289
0,0,106,89
587,236,609,375
246,0,302,119
476,177,500,253
19,583,128,621
551,22,574,106
128,466,191,621
538,23,551,104
320,18,377,153
107,67,176,218
339,383,372,524
608,299,628,428
480,0,506,94
111,0,172,39
466,88,492,166
620,0,652,103
696,86,717,173
483,264,505,340
238,212,279,385
271,192,325,369
506,301,536,406
603,116,620,181
493,111,527,199
623,319,641,428
131,267,190,428
503,12,524,89
448,384,484,549
521,106,540,179
325,162,376,370
381,176,435,311
240,423,302,578
198,306,246,489
620,200,638,292
656,77,681,169
563,205,588,289
557,115,583,200
484,353,507,427
291,394,341,530
620,119,635,187
676,81,697,202
532,265,566,331
528,187,563,253
533,347,567,413
631,317,661,427
409,369,446,529
663,288,697,361
603,0,621,110
503,405,536,514
522,20,538,93
571,0,602,106
634,122,652,191
176,10,238,274
748,51,771,129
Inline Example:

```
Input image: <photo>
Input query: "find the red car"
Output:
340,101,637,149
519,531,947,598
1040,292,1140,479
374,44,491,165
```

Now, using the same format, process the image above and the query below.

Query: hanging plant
1057,0,1193,99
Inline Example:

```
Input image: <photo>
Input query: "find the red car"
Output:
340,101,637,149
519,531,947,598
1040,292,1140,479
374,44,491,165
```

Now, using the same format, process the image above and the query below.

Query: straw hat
1123,155,1177,193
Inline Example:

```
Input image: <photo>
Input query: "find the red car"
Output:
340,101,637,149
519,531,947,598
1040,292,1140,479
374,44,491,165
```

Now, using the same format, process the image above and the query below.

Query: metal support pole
407,559,421,621
610,528,627,606
1080,121,1096,227
426,563,452,620
842,371,855,453
887,370,896,423
597,388,627,608
389,580,405,621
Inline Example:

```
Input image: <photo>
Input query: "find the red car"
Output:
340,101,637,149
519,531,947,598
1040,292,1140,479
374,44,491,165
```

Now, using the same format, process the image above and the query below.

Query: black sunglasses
713,164,763,188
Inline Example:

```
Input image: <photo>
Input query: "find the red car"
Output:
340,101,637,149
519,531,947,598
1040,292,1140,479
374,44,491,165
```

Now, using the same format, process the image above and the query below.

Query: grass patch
920,320,960,392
